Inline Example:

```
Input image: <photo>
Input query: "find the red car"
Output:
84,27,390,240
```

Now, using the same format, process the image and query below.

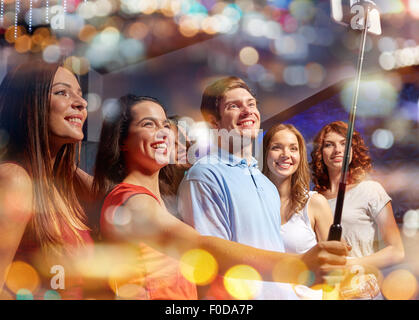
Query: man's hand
301,241,350,284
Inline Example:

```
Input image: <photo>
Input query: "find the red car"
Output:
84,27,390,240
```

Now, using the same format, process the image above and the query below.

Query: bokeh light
5,261,40,294
179,249,218,285
403,209,419,238
272,256,312,286
44,290,61,300
372,129,394,149
16,288,34,300
239,46,259,66
340,80,398,117
382,269,418,300
223,265,262,300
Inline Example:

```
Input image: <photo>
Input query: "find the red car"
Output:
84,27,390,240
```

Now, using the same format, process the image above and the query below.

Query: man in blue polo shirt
178,76,344,299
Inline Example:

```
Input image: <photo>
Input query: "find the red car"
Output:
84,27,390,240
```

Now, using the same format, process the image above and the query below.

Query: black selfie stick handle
327,182,347,241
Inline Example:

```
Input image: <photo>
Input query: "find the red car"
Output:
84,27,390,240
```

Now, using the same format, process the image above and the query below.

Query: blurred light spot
305,62,325,88
179,16,200,37
403,209,419,238
86,93,102,113
289,0,316,22
119,38,145,64
272,256,312,286
77,1,97,19
283,65,307,86
239,46,259,66
5,261,40,293
14,35,32,53
180,249,218,285
382,269,418,300
59,37,75,56
247,64,265,82
340,80,398,117
44,290,61,300
102,99,121,122
372,129,394,149
125,22,149,40
96,0,113,17
409,0,419,18
16,289,34,300
79,25,97,43
5,26,26,44
42,45,61,63
108,264,146,298
224,265,262,300
379,52,396,70
64,56,90,76
378,37,398,53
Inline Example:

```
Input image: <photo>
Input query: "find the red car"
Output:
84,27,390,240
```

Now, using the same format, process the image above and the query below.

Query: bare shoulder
310,192,329,206
309,193,333,218
0,162,33,219
0,162,32,190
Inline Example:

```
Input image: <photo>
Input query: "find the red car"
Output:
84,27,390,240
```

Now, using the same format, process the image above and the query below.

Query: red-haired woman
263,124,333,254
310,121,405,297
0,61,93,299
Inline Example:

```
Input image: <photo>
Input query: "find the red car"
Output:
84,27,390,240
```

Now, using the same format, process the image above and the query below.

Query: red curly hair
310,121,372,192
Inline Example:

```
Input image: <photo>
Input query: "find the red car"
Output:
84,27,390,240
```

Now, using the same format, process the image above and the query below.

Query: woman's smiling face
266,129,301,181
123,100,173,171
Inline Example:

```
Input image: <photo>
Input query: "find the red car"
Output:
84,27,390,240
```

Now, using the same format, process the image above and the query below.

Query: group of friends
0,60,405,300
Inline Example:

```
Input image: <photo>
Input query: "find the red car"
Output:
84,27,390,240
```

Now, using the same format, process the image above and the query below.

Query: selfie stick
328,0,381,241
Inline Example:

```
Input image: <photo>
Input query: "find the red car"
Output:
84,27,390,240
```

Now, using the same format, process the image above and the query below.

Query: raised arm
102,193,348,284
0,163,33,293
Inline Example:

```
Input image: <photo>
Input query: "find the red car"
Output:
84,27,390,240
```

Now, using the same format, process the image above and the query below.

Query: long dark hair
92,94,165,198
0,60,88,252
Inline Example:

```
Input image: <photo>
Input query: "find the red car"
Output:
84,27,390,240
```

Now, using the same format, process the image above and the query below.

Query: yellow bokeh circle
180,249,218,286
223,265,262,300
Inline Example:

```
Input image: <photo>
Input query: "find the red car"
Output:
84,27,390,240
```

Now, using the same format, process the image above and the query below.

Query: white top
280,191,318,254
327,180,391,258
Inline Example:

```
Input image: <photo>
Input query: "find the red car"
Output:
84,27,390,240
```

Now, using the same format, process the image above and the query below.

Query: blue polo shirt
178,148,299,299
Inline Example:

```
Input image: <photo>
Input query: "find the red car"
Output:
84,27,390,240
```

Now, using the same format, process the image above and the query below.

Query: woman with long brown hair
92,94,349,300
310,121,405,298
0,60,93,299
262,124,333,254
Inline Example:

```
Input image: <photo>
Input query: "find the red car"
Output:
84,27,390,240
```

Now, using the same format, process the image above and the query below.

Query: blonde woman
263,123,333,254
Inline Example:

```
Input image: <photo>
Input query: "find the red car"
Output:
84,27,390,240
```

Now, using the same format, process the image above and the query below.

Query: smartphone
330,0,382,35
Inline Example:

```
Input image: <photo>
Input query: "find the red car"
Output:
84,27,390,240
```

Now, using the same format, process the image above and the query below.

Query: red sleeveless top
100,183,197,300
11,223,94,300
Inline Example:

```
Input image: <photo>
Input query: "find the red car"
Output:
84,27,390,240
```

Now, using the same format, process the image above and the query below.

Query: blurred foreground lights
408,0,419,19
64,56,90,76
379,46,419,70
16,289,34,300
43,44,61,63
272,256,313,286
5,261,40,294
108,264,146,299
44,290,61,300
382,269,418,300
372,129,394,150
340,80,398,117
102,98,121,123
239,46,259,66
86,93,102,113
223,265,262,300
403,209,419,238
179,249,218,285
